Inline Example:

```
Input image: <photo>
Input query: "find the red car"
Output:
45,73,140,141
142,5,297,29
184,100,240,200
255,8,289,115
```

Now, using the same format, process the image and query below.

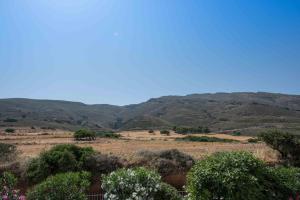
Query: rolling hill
1,92,300,135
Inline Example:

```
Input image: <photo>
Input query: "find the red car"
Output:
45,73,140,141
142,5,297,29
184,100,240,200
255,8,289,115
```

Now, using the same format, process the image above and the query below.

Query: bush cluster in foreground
1,130,300,200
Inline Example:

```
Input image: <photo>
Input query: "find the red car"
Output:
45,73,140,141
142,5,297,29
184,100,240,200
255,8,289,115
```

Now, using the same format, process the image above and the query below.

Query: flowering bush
0,172,22,200
102,167,161,200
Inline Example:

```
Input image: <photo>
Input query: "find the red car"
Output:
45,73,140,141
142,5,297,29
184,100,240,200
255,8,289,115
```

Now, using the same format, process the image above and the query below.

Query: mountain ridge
1,92,300,135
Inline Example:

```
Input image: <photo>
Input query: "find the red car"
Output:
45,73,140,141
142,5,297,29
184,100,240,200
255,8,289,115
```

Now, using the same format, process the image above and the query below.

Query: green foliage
102,167,161,199
95,131,120,138
82,153,123,175
26,172,90,200
0,143,17,162
148,129,154,133
26,144,94,183
3,118,18,123
160,130,170,135
136,149,195,175
231,131,241,136
248,138,260,143
154,182,181,200
4,128,15,133
186,151,289,200
176,135,238,143
259,130,300,166
0,172,20,200
174,126,210,134
270,167,300,196
74,129,96,141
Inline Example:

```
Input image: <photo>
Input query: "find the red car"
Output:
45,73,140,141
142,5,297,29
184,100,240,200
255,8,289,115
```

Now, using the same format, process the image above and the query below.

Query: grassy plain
0,128,278,163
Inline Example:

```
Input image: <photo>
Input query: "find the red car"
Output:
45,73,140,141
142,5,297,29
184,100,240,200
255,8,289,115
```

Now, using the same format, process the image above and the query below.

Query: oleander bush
102,167,161,200
0,172,21,200
26,172,90,200
102,167,181,200
26,144,94,183
186,151,290,200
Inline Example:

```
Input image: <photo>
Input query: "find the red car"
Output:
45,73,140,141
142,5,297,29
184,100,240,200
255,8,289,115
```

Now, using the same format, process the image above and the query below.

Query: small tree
0,143,17,162
186,151,289,200
4,129,15,133
259,130,300,167
74,129,96,141
26,172,90,200
160,130,170,136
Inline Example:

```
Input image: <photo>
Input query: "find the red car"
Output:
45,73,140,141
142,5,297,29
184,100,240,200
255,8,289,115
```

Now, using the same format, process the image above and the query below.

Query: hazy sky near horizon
0,0,300,105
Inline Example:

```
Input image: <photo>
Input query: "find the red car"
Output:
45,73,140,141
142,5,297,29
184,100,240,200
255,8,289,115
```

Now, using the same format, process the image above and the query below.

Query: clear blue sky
0,0,299,105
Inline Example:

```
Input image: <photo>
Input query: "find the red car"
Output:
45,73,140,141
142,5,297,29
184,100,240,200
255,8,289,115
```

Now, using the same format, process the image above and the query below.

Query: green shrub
248,138,260,143
3,118,18,123
4,128,15,133
160,130,170,135
148,129,154,133
231,131,241,136
173,126,211,134
0,143,17,162
176,135,237,143
95,131,120,139
0,172,21,200
26,144,94,183
259,130,300,167
270,167,300,196
26,172,90,200
154,182,181,200
186,151,289,200
136,149,195,176
82,153,123,175
74,129,96,141
102,167,161,199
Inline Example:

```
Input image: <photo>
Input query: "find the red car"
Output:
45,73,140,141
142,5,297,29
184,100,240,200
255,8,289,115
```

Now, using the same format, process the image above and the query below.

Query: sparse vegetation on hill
1,92,300,134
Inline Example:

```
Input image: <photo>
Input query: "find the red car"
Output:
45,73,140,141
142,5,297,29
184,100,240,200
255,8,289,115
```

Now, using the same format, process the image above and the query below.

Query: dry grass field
0,128,278,163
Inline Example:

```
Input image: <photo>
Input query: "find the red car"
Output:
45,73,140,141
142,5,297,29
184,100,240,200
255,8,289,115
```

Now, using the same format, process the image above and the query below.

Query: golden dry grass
0,128,278,163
